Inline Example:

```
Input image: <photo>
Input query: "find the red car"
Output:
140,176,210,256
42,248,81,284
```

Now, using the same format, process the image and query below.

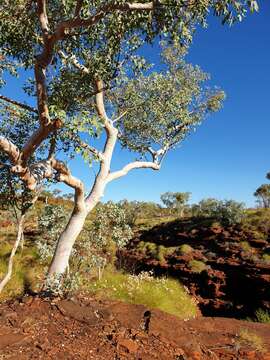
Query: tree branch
57,2,155,33
59,50,90,74
37,0,50,35
74,0,84,18
0,136,21,164
78,140,104,162
95,79,110,123
0,214,25,294
106,161,160,183
21,118,63,164
0,95,38,114
51,159,85,210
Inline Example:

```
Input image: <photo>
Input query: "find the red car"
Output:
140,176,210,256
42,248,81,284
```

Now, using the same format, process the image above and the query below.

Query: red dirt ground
0,295,269,359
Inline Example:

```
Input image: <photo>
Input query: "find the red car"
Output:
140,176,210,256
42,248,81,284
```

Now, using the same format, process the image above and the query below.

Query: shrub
241,208,270,240
191,198,245,226
188,260,207,273
254,309,270,324
88,269,198,319
178,244,194,255
262,254,270,263
240,241,252,252
237,329,265,352
36,204,69,262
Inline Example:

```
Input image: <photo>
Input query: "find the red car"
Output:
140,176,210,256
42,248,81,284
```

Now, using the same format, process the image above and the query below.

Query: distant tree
160,192,176,210
254,184,270,209
254,171,270,209
175,192,191,217
191,198,245,226
119,200,161,226
63,193,74,201
52,189,62,199
161,191,191,217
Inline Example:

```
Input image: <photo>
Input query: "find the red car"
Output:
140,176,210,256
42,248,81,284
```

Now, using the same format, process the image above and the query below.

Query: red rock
118,338,139,353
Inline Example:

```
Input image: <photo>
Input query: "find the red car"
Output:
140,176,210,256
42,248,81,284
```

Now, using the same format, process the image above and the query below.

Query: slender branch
106,161,160,183
0,215,25,294
78,140,104,161
37,0,50,34
74,0,83,18
95,79,110,123
112,111,128,124
51,159,84,192
0,136,21,164
0,95,38,114
21,118,62,163
48,134,57,160
57,2,155,33
51,159,85,210
59,50,90,74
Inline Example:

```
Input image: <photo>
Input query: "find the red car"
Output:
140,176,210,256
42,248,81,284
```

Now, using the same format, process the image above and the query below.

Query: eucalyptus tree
161,191,191,216
254,184,270,208
0,1,258,282
254,171,270,208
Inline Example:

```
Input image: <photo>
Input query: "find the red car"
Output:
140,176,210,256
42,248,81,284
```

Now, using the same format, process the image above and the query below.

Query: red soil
0,295,269,359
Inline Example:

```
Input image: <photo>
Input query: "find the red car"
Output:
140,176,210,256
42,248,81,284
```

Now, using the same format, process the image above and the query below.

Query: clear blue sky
3,3,270,207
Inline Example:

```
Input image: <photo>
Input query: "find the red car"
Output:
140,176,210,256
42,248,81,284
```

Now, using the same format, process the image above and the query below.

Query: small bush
237,329,265,352
191,198,245,226
262,253,270,263
254,309,270,324
240,241,252,252
178,244,193,255
188,260,207,273
88,270,198,319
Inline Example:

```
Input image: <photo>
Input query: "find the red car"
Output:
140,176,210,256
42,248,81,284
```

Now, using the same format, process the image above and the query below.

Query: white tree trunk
48,208,87,276
47,178,107,277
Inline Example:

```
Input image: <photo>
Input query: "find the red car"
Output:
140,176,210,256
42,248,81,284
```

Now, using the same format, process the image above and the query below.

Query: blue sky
3,3,270,207
105,2,270,207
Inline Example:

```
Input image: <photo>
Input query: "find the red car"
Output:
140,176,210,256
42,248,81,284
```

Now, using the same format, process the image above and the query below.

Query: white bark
48,208,87,276
0,215,25,294
46,79,163,280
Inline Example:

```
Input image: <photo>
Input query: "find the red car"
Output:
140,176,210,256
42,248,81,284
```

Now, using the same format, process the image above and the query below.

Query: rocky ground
121,218,270,318
0,295,269,360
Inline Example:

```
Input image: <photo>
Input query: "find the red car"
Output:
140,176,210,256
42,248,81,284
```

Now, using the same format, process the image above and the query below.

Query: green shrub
254,309,270,324
191,198,245,226
262,253,270,263
178,244,194,255
240,241,252,252
188,260,207,273
88,269,198,319
241,208,270,240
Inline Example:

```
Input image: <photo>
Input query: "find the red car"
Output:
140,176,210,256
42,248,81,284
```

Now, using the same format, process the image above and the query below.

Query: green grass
0,244,44,301
188,259,207,273
87,269,198,319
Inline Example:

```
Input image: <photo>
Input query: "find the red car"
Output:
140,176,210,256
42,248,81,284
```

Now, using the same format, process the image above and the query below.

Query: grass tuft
237,328,265,352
